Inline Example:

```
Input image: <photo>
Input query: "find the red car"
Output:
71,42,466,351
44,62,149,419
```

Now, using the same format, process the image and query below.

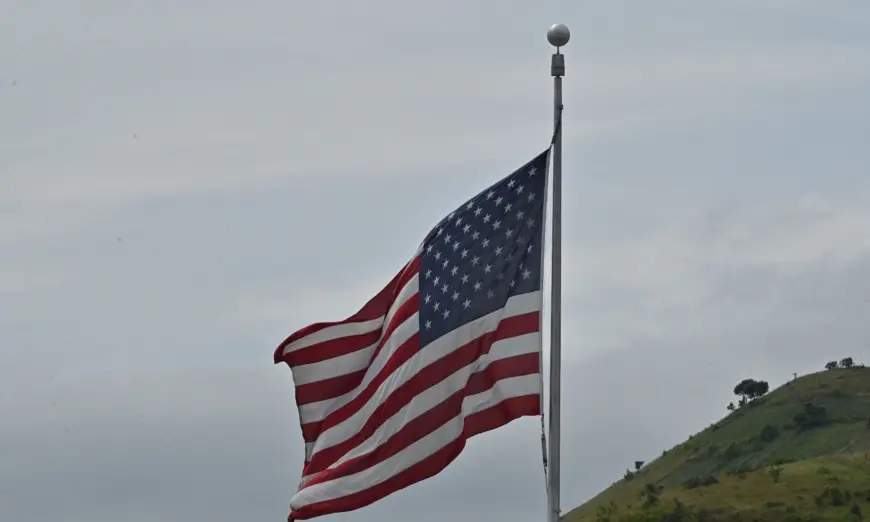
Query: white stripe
292,344,377,386
295,276,420,423
290,373,541,508
301,291,542,472
302,331,541,482
282,317,384,355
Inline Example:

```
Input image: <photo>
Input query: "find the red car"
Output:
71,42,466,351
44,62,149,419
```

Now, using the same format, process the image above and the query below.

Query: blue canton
418,150,549,347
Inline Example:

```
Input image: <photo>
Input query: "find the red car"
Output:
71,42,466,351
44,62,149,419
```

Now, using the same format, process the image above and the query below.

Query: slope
563,366,870,522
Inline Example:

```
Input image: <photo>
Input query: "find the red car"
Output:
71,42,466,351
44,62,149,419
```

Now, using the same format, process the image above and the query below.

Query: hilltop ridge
563,362,870,522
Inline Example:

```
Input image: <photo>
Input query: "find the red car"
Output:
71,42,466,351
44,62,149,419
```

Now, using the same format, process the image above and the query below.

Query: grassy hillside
563,366,870,522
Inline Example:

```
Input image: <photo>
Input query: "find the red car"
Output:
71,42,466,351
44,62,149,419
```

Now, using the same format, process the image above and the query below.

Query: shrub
851,503,862,520
624,469,636,482
819,486,847,506
794,402,829,431
721,442,742,461
760,424,780,443
826,361,838,370
683,475,719,490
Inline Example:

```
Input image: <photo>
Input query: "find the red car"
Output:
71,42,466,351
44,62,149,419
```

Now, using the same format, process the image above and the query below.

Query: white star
484,264,492,274
516,210,525,219
460,249,469,259
442,259,449,269
507,179,516,188
441,283,449,293
527,244,534,254
434,251,442,260
522,269,532,279
455,217,463,226
463,299,471,309
444,233,452,244
505,228,513,238
424,294,431,303
492,220,501,230
526,218,536,228
451,265,459,276
463,224,471,234
528,167,537,176
482,238,490,248
527,192,535,202
433,276,440,285
516,185,524,194
436,227,444,236
487,289,495,299
461,273,469,283
453,240,460,251
509,280,516,288
466,200,475,210
504,203,513,213
425,320,432,329
483,214,491,223
426,244,434,253
474,207,483,216
495,196,504,206
474,281,482,291
494,246,503,256
471,255,480,266
452,291,459,301
443,309,450,319
434,302,440,311
425,269,432,279
471,231,480,240
486,191,495,199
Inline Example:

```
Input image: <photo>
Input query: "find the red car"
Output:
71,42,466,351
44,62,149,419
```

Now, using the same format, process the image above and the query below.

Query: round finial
547,23,570,47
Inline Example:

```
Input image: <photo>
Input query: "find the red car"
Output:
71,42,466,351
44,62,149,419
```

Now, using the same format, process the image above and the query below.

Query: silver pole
546,23,569,522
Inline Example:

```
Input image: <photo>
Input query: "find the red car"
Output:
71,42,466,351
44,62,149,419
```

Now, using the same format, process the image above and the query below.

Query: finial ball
547,24,570,47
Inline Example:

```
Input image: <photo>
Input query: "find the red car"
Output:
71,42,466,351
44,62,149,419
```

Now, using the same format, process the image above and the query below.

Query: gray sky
2,1,870,521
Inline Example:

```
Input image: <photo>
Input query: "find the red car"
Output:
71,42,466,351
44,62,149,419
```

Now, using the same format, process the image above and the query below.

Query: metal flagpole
546,22,569,522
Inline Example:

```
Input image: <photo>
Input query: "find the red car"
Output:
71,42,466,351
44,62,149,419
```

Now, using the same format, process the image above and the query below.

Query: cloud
3,1,870,521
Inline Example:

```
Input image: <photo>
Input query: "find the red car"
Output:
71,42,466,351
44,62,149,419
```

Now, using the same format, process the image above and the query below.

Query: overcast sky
2,1,870,521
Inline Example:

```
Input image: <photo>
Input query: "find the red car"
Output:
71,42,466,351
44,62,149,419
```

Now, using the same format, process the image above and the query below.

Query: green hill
563,365,870,522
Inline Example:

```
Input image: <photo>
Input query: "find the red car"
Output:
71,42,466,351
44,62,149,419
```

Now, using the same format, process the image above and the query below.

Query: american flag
274,149,550,520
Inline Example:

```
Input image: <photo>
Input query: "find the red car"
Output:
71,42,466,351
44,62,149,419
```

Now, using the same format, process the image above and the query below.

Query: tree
825,361,838,370
733,379,755,404
769,461,784,483
726,402,736,412
733,378,769,405
752,380,770,399
634,461,645,471
840,357,854,368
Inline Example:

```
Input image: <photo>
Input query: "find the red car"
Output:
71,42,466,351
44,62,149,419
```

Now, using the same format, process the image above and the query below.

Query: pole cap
547,24,570,48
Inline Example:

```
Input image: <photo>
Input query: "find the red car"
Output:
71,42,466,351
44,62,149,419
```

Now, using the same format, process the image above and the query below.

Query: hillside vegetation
563,361,870,522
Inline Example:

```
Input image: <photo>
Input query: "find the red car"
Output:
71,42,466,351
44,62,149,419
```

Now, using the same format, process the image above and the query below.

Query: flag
274,149,550,520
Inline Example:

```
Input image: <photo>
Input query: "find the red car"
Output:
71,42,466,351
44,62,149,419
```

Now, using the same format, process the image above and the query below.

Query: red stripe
274,257,420,365
465,352,540,396
301,319,540,483
289,395,540,520
299,311,539,443
288,331,380,367
295,370,368,405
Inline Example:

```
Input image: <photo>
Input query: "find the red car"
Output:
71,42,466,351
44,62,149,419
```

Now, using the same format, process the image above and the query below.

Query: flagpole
546,22,569,522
